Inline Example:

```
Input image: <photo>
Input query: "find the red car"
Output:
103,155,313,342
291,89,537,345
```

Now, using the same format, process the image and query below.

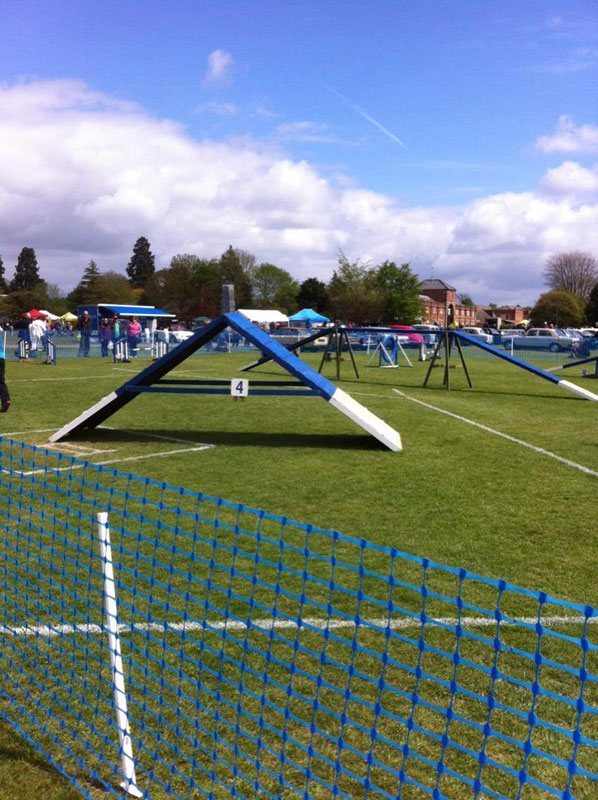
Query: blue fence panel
0,438,595,799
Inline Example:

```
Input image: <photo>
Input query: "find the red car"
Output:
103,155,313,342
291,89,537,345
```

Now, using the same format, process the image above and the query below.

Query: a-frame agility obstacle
424,329,598,401
50,312,403,451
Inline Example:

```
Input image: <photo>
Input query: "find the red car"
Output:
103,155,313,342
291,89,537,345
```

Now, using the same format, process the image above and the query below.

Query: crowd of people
3,311,148,361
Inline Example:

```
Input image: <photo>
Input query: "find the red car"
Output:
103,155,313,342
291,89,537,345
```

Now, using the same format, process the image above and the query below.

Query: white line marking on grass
99,426,213,447
2,428,57,436
8,375,117,384
47,442,118,457
16,444,214,475
392,388,598,478
95,445,213,466
1,613,594,639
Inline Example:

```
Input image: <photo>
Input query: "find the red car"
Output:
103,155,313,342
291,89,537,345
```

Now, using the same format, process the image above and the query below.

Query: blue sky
0,0,597,304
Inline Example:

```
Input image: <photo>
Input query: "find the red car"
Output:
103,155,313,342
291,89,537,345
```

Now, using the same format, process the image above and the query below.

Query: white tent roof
39,309,60,320
237,309,289,325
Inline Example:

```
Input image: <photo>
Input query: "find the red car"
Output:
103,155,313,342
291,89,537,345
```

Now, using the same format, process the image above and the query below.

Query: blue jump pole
453,331,598,401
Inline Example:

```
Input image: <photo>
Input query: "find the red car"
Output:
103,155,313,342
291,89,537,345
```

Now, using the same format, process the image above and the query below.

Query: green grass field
0,346,596,799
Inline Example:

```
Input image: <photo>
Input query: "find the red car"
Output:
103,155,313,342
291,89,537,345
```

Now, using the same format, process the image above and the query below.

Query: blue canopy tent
288,308,330,325
76,304,175,332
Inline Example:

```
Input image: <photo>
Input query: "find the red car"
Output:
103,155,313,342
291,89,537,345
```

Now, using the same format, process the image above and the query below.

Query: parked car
459,327,493,344
502,328,573,352
270,327,310,346
412,324,441,346
500,329,521,338
270,327,329,348
389,325,425,345
561,328,584,342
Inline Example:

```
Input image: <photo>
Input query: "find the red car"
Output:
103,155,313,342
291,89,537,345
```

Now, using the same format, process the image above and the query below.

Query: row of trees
1,238,597,327
137,250,425,325
0,238,426,325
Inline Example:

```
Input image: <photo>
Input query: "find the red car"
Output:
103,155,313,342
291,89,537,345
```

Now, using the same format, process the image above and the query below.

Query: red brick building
482,305,529,326
419,279,479,326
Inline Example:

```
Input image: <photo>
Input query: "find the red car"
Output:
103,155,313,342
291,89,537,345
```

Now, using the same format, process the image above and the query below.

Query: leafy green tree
67,260,103,307
147,255,221,321
10,247,45,292
327,253,378,324
0,254,8,294
530,289,585,328
219,246,252,307
372,261,424,325
296,278,329,313
1,286,50,318
126,236,156,287
192,258,221,318
458,293,474,307
585,282,598,326
44,283,69,316
250,263,298,313
150,262,196,320
94,271,137,305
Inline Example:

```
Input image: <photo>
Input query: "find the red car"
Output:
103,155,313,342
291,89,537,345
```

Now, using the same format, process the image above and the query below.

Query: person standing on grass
127,316,141,357
77,310,92,357
15,312,31,358
0,323,10,412
110,314,129,361
99,317,111,357
29,316,46,358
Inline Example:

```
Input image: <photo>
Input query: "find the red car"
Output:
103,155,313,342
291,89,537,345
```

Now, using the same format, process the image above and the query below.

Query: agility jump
425,329,598,401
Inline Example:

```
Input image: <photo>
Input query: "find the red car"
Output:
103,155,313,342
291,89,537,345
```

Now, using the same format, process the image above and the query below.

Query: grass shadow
84,427,385,451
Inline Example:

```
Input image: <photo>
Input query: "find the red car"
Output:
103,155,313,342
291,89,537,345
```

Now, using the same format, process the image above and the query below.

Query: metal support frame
317,327,360,380
423,329,473,389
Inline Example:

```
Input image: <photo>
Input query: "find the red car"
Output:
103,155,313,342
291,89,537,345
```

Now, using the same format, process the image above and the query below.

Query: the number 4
231,379,248,397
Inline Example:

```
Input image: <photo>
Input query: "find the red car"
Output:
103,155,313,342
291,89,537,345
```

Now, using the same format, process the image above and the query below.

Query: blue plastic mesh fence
0,437,595,799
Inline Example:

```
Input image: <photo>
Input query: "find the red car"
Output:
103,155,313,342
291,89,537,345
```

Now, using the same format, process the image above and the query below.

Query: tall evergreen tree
0,254,8,294
219,245,252,307
126,236,156,287
67,260,103,307
10,247,45,292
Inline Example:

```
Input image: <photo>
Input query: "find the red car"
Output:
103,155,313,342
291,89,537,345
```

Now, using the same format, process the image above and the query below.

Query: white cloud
0,79,597,306
536,115,598,155
542,161,598,198
202,49,234,87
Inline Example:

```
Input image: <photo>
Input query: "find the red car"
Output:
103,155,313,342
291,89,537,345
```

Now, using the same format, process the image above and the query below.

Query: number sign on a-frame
49,312,403,451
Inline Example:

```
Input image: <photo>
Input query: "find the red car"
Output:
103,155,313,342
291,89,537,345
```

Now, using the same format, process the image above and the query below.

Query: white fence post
97,512,144,798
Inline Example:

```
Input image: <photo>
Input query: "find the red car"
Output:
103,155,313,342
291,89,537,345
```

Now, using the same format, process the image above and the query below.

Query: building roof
237,309,289,324
98,304,175,318
419,278,457,291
